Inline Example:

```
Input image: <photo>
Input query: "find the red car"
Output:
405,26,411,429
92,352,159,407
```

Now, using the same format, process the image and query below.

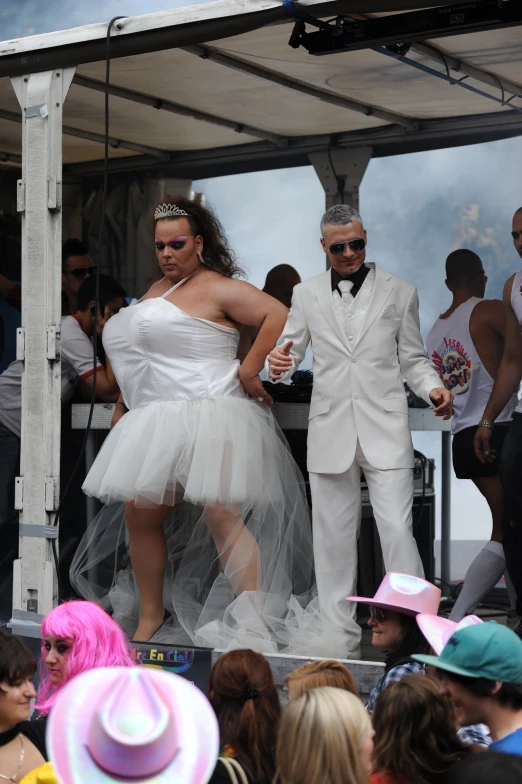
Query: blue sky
4,1,522,562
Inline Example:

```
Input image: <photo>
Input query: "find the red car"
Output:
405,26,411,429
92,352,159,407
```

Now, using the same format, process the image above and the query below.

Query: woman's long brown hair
209,649,280,783
153,195,244,279
372,675,470,784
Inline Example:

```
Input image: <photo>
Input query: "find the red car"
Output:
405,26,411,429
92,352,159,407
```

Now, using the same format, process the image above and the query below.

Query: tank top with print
426,297,517,433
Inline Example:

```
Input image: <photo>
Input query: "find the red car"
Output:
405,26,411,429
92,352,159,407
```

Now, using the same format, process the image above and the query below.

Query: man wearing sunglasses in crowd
0,238,95,319
474,206,522,639
267,203,452,658
61,238,97,316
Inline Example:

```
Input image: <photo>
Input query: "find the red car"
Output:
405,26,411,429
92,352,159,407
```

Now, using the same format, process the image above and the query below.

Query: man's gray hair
320,204,363,234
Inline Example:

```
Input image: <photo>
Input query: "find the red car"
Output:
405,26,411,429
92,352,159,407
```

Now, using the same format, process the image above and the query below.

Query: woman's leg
449,475,506,622
204,505,261,594
125,500,172,641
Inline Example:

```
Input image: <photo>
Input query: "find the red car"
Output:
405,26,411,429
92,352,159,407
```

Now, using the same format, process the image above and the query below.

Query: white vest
426,297,517,433
331,267,375,357
511,270,522,414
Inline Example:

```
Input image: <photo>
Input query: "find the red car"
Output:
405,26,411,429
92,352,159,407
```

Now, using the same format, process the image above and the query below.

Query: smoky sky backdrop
3,0,522,573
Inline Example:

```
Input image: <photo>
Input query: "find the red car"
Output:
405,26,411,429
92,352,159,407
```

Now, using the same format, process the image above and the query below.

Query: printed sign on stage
131,642,213,694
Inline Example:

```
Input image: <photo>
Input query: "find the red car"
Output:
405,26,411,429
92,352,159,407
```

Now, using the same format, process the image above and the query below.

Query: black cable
50,16,126,596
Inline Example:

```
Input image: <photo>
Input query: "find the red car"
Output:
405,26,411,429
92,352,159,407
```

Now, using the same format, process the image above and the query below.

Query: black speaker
357,495,436,601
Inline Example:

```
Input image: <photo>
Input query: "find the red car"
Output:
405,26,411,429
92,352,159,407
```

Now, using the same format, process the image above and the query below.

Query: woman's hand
239,366,273,407
110,402,127,429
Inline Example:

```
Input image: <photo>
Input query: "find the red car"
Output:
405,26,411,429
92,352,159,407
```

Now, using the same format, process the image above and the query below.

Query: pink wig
36,600,135,715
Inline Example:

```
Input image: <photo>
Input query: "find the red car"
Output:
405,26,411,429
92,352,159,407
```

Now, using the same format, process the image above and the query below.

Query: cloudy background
3,0,522,575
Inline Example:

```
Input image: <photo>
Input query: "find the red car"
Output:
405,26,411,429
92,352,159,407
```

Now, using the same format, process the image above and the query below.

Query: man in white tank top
475,207,522,635
427,250,517,623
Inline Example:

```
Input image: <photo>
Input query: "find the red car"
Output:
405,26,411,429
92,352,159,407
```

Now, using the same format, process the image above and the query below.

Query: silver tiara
154,203,189,220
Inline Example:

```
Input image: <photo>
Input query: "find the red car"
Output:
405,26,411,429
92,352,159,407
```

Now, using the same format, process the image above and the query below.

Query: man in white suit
267,204,452,656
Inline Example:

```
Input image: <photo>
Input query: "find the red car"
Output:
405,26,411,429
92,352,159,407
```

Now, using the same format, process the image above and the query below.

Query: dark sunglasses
370,606,388,622
329,238,366,256
155,236,190,252
67,266,96,280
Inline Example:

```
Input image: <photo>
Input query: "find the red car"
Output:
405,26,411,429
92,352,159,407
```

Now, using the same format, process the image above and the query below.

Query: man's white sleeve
264,287,311,383
398,287,443,404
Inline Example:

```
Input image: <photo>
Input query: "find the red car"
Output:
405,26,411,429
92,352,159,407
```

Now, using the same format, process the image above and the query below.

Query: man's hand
239,367,273,407
267,340,293,380
429,387,453,420
474,425,495,464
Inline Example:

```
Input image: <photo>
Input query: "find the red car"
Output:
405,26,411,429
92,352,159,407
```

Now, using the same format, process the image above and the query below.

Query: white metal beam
310,146,372,211
9,67,75,634
0,1,463,78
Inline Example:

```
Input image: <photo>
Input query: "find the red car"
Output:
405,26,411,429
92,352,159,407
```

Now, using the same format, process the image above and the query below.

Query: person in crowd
284,659,358,700
275,686,373,784
416,612,490,747
0,274,123,591
369,675,470,784
70,196,322,655
346,573,440,712
475,207,522,636
427,250,517,622
267,204,452,657
263,265,301,310
60,239,97,316
413,622,522,756
446,752,522,783
0,239,95,317
237,264,301,360
35,600,135,717
0,629,47,783
207,649,279,784
21,666,219,784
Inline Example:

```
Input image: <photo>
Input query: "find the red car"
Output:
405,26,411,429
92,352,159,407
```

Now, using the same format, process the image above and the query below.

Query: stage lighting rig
284,0,522,56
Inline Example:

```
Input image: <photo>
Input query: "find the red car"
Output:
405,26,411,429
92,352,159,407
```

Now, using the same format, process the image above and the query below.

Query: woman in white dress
71,198,333,653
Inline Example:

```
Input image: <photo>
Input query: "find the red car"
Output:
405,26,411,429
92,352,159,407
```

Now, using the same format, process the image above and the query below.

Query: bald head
445,249,485,295
512,208,522,259
263,264,301,308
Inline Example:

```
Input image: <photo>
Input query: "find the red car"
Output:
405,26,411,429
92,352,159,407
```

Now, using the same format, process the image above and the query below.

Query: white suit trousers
309,441,424,655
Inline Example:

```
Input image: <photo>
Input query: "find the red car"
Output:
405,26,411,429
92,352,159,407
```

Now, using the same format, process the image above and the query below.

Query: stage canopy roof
0,0,521,179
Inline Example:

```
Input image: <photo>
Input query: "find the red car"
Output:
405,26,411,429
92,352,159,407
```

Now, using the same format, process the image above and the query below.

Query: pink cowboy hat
416,613,483,655
47,667,220,784
346,572,441,616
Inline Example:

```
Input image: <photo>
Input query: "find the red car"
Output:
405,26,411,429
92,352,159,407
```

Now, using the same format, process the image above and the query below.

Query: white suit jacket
268,263,442,474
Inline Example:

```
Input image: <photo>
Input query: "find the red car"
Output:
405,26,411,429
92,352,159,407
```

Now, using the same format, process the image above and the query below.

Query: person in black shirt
0,629,47,783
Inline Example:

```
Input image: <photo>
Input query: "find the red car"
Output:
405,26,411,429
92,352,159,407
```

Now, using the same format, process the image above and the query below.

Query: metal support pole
440,430,452,591
309,146,372,211
9,68,75,633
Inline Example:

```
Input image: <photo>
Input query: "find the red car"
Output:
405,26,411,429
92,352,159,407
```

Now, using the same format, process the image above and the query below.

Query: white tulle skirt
71,398,348,656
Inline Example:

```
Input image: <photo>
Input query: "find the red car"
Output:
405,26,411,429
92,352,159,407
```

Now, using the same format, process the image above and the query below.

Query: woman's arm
216,279,289,406
110,392,128,429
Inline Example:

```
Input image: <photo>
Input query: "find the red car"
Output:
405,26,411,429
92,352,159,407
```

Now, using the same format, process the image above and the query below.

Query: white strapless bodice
103,298,244,410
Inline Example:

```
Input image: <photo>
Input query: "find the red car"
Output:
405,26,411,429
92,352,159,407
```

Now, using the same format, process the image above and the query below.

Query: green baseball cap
413,622,522,684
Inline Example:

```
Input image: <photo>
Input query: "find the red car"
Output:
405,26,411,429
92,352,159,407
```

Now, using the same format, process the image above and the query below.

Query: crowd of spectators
1,586,522,784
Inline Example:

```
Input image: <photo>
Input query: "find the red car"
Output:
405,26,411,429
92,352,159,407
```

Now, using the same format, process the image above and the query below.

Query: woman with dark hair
347,573,440,713
71,196,320,652
0,629,47,782
208,650,280,784
370,675,470,784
